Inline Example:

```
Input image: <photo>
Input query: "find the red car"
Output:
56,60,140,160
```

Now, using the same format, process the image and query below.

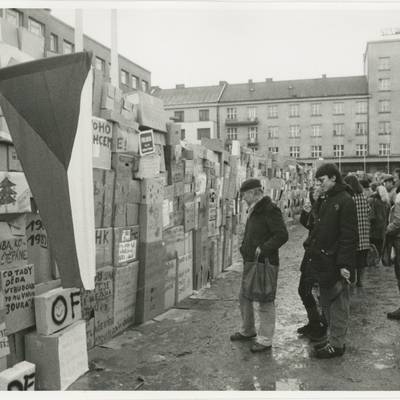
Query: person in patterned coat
344,175,371,288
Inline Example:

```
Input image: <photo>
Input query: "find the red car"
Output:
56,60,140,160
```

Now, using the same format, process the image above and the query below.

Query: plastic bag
241,258,279,302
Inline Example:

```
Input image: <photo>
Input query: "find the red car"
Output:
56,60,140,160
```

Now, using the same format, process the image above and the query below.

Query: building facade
0,8,151,93
156,36,400,173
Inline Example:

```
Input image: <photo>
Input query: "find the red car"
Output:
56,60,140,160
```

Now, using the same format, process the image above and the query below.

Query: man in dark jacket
230,178,288,353
306,163,357,359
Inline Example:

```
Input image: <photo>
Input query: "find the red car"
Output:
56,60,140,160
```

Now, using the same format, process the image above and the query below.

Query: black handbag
241,256,279,302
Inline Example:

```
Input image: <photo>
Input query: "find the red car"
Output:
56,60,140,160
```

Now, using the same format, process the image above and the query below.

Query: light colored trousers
239,290,276,346
319,280,350,348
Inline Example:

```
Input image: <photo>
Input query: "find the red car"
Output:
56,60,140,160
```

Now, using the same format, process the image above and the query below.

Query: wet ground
70,223,400,391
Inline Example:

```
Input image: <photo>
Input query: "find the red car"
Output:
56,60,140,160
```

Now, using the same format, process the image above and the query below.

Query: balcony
225,117,259,126
247,136,258,147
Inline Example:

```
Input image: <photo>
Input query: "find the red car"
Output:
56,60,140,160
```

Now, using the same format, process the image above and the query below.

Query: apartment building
0,8,151,92
156,36,400,173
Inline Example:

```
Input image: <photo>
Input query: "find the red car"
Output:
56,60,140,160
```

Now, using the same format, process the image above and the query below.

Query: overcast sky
50,2,400,89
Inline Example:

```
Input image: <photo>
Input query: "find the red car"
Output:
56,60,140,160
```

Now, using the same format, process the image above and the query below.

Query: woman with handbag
230,178,288,353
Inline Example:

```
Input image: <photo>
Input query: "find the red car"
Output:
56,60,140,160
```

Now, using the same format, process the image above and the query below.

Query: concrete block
0,360,35,390
34,287,82,336
25,320,88,390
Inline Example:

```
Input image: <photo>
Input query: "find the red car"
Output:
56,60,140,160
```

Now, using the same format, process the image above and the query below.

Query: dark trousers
371,238,383,258
298,269,326,328
394,238,400,292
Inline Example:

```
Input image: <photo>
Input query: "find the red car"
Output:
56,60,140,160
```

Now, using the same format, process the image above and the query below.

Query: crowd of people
229,164,400,360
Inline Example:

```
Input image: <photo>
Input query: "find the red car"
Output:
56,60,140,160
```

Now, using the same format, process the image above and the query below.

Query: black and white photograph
0,0,400,396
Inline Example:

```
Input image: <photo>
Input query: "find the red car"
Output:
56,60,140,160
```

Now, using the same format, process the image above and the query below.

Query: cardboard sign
92,117,112,170
113,226,139,267
0,172,31,214
25,213,53,284
139,129,155,156
25,320,88,390
139,203,163,243
177,254,193,303
0,217,28,269
0,361,35,391
0,318,10,359
34,287,82,336
0,264,35,333
94,267,114,345
7,145,23,172
95,228,113,269
113,262,139,335
85,318,95,350
164,259,177,309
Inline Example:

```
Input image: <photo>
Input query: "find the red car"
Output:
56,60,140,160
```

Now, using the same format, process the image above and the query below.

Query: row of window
226,101,370,120
226,121,390,139
174,109,210,122
174,100,392,123
264,143,389,158
3,9,149,92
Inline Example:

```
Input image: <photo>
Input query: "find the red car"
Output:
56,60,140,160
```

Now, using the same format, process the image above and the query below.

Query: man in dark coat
230,178,288,353
306,163,357,358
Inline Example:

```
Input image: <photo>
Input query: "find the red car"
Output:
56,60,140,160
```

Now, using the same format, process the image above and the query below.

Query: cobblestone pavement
70,223,400,391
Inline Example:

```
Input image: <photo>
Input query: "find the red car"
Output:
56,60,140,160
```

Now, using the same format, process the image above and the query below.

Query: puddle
152,308,193,322
275,378,305,391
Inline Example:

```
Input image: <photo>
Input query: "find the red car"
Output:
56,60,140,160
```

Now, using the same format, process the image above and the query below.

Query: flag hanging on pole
0,52,96,290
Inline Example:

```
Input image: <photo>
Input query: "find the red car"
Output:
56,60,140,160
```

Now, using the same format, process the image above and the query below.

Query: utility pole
74,9,83,52
110,9,119,87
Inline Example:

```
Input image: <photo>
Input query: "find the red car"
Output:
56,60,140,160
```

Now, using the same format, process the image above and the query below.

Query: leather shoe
230,332,256,341
250,343,272,353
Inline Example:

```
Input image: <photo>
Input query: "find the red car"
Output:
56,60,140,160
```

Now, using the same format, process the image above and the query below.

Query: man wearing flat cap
230,178,288,352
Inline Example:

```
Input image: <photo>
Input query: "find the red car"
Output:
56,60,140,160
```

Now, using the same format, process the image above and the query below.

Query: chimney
219,80,227,86
248,79,255,92
322,74,327,78
265,78,273,82
176,84,185,89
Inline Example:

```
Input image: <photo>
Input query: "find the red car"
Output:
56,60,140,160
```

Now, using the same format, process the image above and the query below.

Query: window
268,105,278,118
289,104,299,117
174,111,184,122
289,125,300,138
268,147,279,154
333,144,344,158
248,107,257,120
379,100,390,113
227,127,238,140
180,129,186,140
227,107,237,120
379,78,390,91
379,57,390,71
141,80,149,92
131,75,138,89
49,33,58,53
333,102,344,115
356,122,367,135
28,17,44,37
379,121,391,135
95,57,105,72
311,145,322,158
63,40,74,54
197,128,210,140
311,103,321,116
357,101,367,114
290,146,300,158
5,9,22,27
248,126,258,142
312,125,321,137
120,69,129,85
379,143,391,156
356,144,368,157
333,123,344,136
199,109,209,121
268,126,279,139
